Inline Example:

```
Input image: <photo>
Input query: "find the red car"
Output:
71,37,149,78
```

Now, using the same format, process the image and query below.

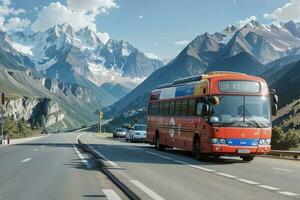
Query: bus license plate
237,149,250,154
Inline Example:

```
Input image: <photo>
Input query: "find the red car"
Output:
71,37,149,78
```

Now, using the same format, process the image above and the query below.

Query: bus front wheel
193,136,207,160
155,134,165,151
241,155,255,162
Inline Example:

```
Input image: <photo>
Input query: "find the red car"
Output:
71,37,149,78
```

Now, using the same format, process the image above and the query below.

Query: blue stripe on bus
175,84,195,97
227,139,259,146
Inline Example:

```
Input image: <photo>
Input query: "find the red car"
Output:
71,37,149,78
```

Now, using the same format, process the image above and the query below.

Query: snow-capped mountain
1,23,164,88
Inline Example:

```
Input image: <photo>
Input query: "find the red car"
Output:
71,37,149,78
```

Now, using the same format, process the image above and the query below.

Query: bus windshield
210,95,270,128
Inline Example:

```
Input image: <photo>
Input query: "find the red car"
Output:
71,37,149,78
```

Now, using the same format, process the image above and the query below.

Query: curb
77,138,141,200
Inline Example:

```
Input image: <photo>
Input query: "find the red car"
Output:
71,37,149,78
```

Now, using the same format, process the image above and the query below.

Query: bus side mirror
202,104,210,116
272,104,278,116
273,94,278,104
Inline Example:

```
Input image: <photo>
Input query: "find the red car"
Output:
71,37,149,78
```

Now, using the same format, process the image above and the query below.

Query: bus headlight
219,139,227,144
211,138,220,144
259,139,266,145
211,138,227,144
259,139,271,145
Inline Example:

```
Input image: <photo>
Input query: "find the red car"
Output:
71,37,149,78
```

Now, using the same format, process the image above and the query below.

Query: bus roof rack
157,83,173,89
156,71,246,89
172,75,203,85
206,71,246,75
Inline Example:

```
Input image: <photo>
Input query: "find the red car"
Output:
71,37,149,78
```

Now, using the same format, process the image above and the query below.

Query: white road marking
73,145,91,169
33,148,38,151
188,164,215,172
91,149,118,167
159,156,172,160
130,180,165,200
216,172,237,179
272,167,294,172
278,191,299,197
258,185,280,191
41,145,45,148
145,151,160,156
237,179,259,185
21,158,32,163
102,189,122,200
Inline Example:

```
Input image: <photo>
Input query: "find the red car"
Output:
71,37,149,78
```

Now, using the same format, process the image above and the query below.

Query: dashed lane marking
216,172,237,179
21,158,32,163
272,167,294,172
278,191,299,197
102,189,122,200
130,180,165,200
236,179,259,185
258,185,280,191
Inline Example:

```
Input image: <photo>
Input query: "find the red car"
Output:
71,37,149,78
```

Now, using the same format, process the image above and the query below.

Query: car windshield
210,95,271,128
116,128,125,131
134,125,147,131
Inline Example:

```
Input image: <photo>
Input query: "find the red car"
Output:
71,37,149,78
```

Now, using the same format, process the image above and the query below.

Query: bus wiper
246,120,262,128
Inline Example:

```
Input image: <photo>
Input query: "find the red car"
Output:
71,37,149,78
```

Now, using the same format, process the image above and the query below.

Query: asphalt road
0,132,127,200
80,132,300,200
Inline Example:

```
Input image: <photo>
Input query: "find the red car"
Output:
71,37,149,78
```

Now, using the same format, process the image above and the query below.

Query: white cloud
32,0,117,33
144,52,161,60
237,16,257,27
263,0,300,22
4,17,31,31
138,15,143,19
173,40,190,46
0,0,30,31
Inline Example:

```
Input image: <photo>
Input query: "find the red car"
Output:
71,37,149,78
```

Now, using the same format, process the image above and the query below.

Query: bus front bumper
210,144,271,155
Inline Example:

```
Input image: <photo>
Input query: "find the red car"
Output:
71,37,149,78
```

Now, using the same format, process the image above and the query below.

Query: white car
113,128,127,138
125,124,147,142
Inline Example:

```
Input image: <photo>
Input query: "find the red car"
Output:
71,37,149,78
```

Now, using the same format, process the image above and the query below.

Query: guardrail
266,150,300,159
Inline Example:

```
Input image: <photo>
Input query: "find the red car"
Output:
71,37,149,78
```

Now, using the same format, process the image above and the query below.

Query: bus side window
175,100,181,116
148,103,152,115
169,101,175,115
196,99,204,116
188,99,196,116
154,103,159,116
164,101,169,116
159,102,164,116
181,99,188,116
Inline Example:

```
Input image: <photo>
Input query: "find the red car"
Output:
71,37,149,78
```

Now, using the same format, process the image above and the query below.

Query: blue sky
0,0,295,59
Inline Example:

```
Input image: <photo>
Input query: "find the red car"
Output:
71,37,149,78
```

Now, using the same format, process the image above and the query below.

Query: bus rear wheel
241,155,255,162
155,134,165,151
193,136,207,160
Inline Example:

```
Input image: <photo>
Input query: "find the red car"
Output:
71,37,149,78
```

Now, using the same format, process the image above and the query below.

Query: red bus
147,71,278,161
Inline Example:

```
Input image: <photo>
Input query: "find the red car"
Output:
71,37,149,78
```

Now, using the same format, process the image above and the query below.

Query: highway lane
80,132,300,200
0,132,126,200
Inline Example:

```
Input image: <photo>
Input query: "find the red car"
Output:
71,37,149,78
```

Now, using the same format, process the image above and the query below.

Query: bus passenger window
164,101,169,116
169,101,175,115
196,101,204,116
188,99,196,116
175,100,181,116
159,102,164,116
181,99,188,116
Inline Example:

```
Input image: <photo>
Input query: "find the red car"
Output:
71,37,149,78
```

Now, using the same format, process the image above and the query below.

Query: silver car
125,124,147,142
113,128,127,138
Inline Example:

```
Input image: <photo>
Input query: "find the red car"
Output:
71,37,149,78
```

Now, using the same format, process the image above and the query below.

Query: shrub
271,126,300,150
